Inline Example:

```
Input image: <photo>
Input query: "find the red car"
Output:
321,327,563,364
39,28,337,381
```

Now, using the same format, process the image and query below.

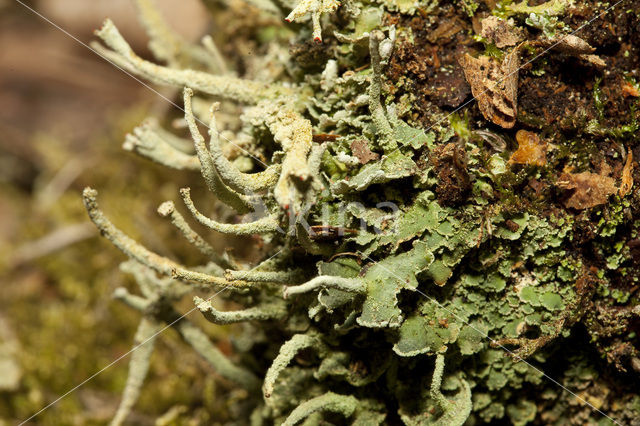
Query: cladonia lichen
84,0,640,424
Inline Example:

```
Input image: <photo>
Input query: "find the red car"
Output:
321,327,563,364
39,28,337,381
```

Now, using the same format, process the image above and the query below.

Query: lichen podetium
85,0,640,424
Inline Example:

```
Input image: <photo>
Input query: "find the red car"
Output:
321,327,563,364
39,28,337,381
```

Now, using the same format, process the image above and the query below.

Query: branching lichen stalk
205,103,282,193
429,354,472,426
82,188,249,288
174,316,262,390
110,318,161,426
123,119,200,171
183,88,254,213
94,19,295,103
225,268,304,283
283,275,365,298
195,296,287,324
179,187,281,235
368,30,396,152
281,392,358,426
157,200,235,271
263,334,326,399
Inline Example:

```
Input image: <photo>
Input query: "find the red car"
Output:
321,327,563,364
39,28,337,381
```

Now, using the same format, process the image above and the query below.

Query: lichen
79,0,640,424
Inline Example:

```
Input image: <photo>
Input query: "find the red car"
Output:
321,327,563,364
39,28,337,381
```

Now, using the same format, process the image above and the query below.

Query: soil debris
480,16,523,48
428,70,471,108
431,142,471,206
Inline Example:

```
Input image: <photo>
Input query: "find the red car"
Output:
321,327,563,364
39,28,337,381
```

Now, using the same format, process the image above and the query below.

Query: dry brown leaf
533,35,605,68
578,54,606,68
619,152,634,197
509,130,547,166
557,169,616,209
481,16,523,48
548,34,595,55
459,48,520,128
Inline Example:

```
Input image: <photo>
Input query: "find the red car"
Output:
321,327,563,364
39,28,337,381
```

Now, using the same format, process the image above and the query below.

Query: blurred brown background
0,0,209,192
0,1,243,424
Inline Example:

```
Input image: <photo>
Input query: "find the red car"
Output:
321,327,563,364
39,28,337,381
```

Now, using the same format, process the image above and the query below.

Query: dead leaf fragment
622,81,640,98
548,34,595,55
532,35,605,68
459,48,520,128
509,130,547,166
557,170,616,209
313,134,340,142
619,152,634,197
578,54,606,68
481,16,523,48
350,139,379,164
